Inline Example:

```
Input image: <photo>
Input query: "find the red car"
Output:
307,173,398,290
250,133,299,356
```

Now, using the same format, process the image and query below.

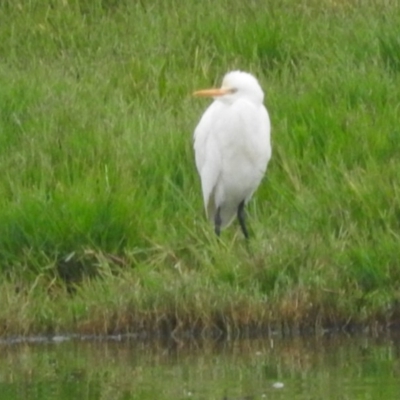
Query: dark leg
237,200,249,239
214,207,222,237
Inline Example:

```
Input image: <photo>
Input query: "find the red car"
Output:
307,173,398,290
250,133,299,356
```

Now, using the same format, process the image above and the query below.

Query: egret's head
193,70,264,105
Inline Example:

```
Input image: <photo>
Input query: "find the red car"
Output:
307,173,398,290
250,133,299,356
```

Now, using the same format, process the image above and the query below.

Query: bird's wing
214,99,271,177
193,101,225,218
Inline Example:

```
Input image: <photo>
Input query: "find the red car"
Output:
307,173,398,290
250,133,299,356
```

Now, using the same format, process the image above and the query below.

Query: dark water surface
1,333,399,399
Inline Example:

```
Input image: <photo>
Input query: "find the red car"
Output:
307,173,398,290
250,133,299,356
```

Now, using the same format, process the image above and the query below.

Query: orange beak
193,87,232,97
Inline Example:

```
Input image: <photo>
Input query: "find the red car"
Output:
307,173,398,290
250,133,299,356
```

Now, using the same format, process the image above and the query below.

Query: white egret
193,70,271,238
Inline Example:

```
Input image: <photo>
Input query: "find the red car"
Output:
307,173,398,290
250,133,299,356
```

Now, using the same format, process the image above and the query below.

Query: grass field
1,0,400,337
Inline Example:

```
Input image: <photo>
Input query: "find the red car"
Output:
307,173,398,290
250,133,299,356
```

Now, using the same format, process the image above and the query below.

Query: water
1,334,399,399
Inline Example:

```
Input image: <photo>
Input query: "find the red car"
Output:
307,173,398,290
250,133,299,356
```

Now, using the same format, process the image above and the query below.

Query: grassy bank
1,0,400,337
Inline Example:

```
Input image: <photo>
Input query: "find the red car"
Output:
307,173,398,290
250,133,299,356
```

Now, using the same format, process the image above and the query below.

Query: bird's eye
229,88,238,94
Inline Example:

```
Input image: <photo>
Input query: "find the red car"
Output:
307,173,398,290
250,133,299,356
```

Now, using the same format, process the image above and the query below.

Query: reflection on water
1,333,400,399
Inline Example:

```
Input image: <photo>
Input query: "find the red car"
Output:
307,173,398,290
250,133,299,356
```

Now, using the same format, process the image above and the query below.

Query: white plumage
193,70,271,238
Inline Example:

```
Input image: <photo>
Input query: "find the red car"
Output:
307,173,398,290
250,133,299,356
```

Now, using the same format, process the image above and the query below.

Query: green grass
0,0,400,337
